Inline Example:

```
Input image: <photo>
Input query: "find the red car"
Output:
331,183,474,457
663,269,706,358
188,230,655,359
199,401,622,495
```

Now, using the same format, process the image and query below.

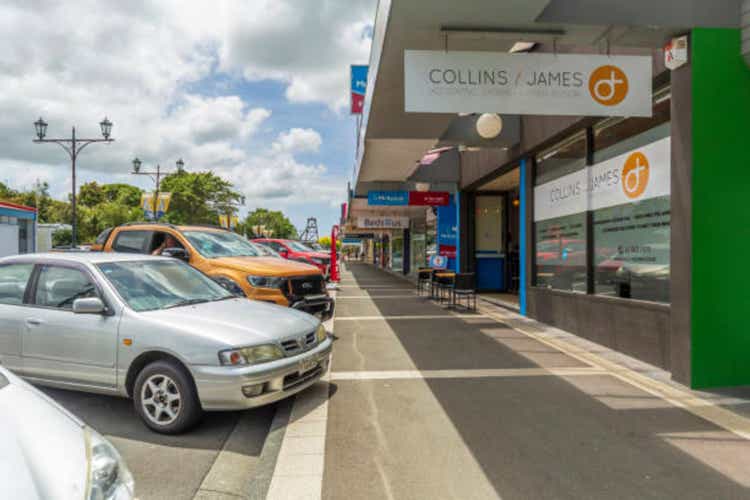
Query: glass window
183,231,261,258
391,233,403,272
592,109,671,303
0,263,34,305
287,241,314,252
535,214,587,292
534,132,588,292
475,196,504,254
35,266,99,310
113,230,152,253
98,260,232,312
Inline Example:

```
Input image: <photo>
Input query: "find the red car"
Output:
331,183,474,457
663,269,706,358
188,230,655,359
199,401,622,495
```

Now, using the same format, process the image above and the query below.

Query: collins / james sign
404,50,652,117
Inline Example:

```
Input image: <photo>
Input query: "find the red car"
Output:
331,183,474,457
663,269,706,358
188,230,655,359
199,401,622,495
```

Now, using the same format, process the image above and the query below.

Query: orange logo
621,152,649,199
589,65,629,106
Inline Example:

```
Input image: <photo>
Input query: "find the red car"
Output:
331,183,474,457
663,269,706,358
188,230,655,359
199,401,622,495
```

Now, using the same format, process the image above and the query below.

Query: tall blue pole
519,159,527,316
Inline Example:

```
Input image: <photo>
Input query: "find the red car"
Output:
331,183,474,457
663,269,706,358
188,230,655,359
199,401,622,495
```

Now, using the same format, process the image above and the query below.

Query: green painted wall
691,29,750,388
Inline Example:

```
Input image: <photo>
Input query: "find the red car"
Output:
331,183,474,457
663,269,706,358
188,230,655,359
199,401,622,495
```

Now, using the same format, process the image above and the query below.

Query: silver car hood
142,297,320,346
0,370,87,500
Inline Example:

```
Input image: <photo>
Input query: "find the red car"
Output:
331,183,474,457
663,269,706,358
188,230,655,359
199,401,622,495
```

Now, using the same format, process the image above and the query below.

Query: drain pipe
743,0,750,66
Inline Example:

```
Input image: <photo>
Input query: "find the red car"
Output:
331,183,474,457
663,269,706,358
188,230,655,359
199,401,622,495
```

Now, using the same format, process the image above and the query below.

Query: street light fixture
32,116,114,247
131,158,185,220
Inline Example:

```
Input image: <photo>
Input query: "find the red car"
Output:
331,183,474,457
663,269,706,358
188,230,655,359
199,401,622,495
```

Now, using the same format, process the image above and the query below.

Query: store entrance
472,167,521,302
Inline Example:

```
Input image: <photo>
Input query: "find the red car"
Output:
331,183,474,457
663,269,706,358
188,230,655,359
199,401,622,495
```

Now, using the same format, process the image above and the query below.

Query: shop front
0,201,37,257
349,0,749,389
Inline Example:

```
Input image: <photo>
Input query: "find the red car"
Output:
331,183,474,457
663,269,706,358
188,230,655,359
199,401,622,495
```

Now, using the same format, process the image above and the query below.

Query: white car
0,365,134,500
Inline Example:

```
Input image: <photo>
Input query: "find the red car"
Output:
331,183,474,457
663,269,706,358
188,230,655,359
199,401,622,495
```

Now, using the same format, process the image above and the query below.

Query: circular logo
621,151,649,199
589,65,629,106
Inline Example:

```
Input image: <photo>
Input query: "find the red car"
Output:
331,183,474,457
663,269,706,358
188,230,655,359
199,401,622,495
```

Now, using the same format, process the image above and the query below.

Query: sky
0,0,376,234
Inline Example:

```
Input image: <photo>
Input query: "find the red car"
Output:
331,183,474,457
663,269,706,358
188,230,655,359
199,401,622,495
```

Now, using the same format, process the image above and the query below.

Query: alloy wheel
140,374,181,426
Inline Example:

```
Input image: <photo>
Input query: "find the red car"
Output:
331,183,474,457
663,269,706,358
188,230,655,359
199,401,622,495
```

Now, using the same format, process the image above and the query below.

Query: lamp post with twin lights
131,158,185,220
33,117,114,247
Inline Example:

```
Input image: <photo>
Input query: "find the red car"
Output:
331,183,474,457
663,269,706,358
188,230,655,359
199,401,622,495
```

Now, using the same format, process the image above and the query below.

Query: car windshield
183,230,261,258
287,241,314,252
252,242,280,257
97,260,233,312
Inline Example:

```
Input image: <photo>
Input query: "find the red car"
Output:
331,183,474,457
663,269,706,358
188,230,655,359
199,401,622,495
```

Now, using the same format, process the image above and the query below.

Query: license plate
299,358,318,373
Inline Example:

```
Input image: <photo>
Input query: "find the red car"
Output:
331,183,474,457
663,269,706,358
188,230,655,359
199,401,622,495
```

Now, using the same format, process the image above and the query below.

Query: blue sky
0,0,376,237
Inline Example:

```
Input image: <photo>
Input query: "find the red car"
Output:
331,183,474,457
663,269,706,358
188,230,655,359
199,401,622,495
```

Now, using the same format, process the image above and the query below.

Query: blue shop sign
368,190,408,206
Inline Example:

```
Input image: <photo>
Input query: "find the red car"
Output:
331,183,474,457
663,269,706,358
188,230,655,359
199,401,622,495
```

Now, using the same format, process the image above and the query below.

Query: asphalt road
41,386,276,500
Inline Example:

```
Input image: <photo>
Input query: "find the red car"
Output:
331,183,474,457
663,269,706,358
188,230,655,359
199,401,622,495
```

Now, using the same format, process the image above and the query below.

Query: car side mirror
73,297,106,314
162,247,190,261
279,249,289,258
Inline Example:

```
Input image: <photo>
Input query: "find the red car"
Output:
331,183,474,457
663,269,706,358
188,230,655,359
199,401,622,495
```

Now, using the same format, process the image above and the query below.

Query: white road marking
335,295,421,300
330,367,607,381
337,285,414,289
265,297,336,500
335,314,489,321
479,304,750,442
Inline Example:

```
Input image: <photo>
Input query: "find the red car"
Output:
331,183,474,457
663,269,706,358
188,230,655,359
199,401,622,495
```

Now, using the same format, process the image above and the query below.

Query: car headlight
315,323,328,343
85,427,134,500
219,344,285,366
247,276,286,288
213,277,246,297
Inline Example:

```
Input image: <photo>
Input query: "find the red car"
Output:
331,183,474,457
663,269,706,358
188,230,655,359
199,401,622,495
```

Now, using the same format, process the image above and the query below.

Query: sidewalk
283,262,750,499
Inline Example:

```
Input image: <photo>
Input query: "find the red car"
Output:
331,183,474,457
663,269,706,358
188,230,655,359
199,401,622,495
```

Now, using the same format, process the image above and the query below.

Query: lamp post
33,117,114,247
131,158,185,220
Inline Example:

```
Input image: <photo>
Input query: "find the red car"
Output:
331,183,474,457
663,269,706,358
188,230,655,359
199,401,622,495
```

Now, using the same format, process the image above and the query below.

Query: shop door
474,195,505,291
505,191,521,293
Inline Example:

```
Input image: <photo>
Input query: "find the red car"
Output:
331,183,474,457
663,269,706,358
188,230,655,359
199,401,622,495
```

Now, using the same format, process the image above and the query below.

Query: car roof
0,252,175,265
116,223,226,233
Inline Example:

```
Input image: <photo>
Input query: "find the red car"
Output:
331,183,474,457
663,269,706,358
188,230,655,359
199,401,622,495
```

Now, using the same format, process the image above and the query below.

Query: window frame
0,262,36,307
27,261,113,314
112,230,155,254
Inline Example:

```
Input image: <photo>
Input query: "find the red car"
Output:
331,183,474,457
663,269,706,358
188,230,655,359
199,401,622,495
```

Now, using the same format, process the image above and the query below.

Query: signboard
429,255,448,269
665,36,688,71
356,216,409,229
140,192,172,220
404,50,652,117
534,137,671,221
219,214,240,229
437,195,458,259
408,191,450,206
368,190,408,206
351,65,368,114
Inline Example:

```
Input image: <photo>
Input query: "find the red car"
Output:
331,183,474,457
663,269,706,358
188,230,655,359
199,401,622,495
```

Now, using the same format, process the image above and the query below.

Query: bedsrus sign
534,137,670,222
405,50,652,117
356,216,410,229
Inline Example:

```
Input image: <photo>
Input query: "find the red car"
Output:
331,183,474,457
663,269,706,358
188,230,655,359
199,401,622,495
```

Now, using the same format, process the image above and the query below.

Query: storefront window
533,132,588,292
475,196,504,254
391,232,403,272
592,115,671,303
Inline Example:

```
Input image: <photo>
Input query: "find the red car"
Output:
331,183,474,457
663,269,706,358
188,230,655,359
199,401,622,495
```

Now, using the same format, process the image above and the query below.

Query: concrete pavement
315,262,750,499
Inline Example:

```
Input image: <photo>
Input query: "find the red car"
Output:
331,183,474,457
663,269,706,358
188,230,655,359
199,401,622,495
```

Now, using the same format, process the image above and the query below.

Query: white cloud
0,0,369,222
219,0,375,110
272,128,322,154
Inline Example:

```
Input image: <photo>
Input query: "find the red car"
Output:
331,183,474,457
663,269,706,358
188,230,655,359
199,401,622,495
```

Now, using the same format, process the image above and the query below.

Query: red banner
408,191,450,206
438,244,456,258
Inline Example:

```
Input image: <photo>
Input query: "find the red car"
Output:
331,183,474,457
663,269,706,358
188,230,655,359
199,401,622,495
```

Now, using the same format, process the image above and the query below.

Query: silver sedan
0,364,135,499
0,252,332,434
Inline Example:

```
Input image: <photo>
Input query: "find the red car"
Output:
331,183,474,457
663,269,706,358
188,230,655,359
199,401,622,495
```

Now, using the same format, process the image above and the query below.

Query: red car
254,239,331,278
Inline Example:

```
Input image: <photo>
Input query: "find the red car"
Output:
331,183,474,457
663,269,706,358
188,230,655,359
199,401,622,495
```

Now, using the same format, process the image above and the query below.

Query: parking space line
335,314,489,321
265,297,336,500
330,367,607,381
478,304,750,442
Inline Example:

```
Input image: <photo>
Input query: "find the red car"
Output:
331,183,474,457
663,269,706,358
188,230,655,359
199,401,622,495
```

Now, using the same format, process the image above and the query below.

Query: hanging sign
356,216,409,229
351,65,369,114
404,50,652,117
664,36,688,70
368,190,408,206
408,191,450,206
534,137,671,222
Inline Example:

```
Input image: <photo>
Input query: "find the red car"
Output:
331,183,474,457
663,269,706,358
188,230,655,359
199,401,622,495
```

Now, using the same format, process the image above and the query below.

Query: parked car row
0,224,339,499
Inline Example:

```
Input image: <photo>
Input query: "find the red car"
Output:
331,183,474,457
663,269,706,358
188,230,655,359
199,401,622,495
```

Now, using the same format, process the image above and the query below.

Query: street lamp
32,116,114,247
131,158,185,220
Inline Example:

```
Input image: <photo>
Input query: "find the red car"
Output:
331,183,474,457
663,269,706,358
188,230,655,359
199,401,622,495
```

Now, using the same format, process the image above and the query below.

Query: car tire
133,360,203,434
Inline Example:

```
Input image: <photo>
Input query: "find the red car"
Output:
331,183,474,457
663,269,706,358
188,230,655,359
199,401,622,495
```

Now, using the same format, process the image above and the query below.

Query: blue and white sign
368,190,408,206
351,65,368,114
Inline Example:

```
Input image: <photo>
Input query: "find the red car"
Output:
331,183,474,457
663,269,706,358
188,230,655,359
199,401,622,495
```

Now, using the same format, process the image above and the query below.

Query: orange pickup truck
92,223,333,319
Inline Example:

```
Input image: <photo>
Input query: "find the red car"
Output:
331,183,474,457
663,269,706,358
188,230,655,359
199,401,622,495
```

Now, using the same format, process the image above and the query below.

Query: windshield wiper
164,298,210,309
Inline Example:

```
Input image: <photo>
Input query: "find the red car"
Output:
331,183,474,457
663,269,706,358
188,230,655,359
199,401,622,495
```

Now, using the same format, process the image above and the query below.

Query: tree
159,170,242,225
78,181,106,207
318,236,341,250
242,208,297,239
102,183,142,206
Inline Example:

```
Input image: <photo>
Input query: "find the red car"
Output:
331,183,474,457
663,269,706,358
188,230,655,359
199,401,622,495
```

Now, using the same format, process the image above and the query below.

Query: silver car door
0,263,35,373
22,263,118,389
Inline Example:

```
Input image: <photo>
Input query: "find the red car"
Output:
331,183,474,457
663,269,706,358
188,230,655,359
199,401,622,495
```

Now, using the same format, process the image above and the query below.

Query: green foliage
241,208,297,239
318,236,341,250
52,228,72,247
159,170,242,225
